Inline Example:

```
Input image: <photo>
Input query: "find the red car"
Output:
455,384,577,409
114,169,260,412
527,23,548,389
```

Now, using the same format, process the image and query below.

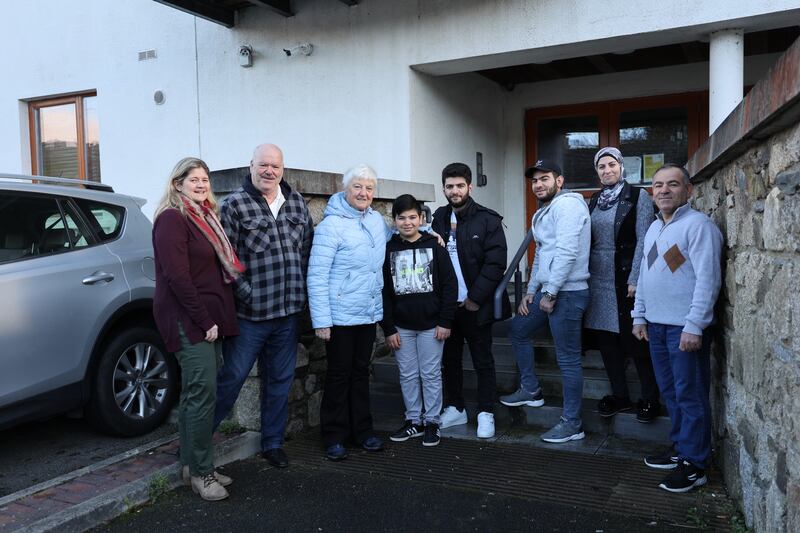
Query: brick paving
0,435,191,532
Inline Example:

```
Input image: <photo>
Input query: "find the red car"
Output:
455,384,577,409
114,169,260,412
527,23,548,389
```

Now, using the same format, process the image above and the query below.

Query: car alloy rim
113,343,170,419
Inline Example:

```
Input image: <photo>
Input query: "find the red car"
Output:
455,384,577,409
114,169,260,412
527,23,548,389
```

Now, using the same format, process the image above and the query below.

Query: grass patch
218,420,246,436
686,506,710,530
147,473,171,502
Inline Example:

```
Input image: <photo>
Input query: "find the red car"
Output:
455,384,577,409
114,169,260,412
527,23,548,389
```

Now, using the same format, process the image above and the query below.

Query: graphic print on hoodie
389,248,434,295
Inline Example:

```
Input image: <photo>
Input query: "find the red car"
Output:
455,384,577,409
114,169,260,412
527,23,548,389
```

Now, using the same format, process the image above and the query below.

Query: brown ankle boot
190,473,229,501
183,465,233,487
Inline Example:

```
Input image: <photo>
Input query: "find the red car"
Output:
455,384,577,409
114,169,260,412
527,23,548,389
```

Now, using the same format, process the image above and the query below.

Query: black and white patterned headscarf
594,147,625,211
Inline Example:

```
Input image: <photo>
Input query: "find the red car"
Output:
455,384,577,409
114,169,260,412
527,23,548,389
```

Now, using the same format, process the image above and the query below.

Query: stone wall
692,122,800,532
685,35,800,531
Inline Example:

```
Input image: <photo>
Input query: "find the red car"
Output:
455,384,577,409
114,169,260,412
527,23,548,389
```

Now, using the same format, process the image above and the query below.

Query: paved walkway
0,426,738,532
0,432,257,532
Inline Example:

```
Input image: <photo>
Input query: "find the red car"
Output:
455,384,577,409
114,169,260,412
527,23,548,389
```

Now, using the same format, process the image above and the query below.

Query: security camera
283,43,313,57
238,44,253,67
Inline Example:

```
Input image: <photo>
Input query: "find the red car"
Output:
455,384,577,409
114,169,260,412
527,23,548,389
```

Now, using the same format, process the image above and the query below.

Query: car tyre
87,327,177,436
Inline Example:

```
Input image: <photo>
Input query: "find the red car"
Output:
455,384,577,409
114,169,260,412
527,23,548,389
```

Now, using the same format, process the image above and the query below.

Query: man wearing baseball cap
500,159,591,443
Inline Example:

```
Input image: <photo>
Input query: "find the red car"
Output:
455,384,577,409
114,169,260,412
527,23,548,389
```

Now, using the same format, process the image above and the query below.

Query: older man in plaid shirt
213,143,314,468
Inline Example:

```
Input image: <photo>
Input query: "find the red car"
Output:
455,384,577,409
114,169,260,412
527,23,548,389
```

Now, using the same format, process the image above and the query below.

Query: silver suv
0,174,177,436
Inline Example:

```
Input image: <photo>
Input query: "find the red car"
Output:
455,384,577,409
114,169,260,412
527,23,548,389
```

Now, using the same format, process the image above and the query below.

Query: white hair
342,164,378,189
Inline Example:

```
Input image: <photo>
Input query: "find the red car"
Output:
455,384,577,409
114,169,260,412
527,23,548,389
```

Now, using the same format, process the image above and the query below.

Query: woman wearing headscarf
152,157,243,500
584,147,661,422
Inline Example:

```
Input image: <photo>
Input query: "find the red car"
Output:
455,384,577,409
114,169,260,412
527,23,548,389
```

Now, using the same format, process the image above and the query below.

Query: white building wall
0,0,795,221
0,0,201,211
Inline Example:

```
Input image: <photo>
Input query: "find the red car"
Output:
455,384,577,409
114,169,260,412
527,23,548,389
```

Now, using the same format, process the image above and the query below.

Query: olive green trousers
176,326,221,476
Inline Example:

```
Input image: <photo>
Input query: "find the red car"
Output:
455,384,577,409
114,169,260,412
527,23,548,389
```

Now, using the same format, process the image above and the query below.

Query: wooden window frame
28,91,97,179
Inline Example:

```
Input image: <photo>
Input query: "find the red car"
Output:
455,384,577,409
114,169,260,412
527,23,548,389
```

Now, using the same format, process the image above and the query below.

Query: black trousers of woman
595,329,660,402
320,324,377,447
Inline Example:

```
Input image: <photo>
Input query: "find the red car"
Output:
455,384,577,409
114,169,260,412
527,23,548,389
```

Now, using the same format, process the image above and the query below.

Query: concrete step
373,355,645,400
370,381,670,444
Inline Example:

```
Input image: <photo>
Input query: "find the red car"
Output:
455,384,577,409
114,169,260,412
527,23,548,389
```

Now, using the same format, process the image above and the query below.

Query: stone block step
373,356,645,400
370,381,670,444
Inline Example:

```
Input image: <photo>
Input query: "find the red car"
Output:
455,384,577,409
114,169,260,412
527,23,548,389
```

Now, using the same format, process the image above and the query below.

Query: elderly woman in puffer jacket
308,164,390,461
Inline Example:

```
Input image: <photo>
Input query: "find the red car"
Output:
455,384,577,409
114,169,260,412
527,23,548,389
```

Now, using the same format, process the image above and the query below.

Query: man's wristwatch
542,291,557,302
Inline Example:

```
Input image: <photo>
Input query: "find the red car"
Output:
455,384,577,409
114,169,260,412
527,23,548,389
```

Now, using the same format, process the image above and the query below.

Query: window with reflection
537,116,599,189
618,107,688,184
29,92,101,181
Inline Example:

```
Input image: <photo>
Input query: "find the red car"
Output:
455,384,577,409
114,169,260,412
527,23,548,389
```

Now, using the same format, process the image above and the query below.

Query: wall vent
138,49,157,61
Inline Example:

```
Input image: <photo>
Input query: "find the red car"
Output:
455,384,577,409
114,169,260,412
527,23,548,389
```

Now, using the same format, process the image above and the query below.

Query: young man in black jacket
381,195,458,447
431,163,511,438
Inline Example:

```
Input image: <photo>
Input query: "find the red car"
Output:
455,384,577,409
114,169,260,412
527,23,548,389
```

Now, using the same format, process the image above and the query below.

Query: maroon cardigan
153,208,239,352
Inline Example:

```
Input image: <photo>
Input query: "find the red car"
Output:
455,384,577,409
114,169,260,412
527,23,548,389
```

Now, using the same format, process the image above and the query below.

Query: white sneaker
477,412,495,438
439,406,468,428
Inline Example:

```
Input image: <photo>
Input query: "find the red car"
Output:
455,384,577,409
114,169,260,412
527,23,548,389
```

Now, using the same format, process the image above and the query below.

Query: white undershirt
267,188,285,219
447,211,469,302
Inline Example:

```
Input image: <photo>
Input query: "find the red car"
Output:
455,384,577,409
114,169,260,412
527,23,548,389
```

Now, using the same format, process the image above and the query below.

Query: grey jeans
395,327,444,425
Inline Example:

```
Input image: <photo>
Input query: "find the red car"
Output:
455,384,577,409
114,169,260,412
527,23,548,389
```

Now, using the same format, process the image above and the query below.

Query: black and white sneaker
659,460,707,493
422,424,440,447
390,420,424,442
644,447,680,470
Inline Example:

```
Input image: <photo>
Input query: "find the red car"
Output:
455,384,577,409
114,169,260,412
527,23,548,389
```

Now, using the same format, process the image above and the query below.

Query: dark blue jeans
509,289,588,424
214,315,298,452
647,323,712,468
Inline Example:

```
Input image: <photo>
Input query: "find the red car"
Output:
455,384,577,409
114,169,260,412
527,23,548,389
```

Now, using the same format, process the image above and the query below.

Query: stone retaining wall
686,37,800,532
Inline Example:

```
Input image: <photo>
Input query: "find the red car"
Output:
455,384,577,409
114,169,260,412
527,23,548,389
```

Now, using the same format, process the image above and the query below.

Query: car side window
0,192,92,263
72,198,125,242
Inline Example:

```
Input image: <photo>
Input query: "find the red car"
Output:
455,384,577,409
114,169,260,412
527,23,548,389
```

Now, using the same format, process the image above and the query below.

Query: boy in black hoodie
381,195,458,447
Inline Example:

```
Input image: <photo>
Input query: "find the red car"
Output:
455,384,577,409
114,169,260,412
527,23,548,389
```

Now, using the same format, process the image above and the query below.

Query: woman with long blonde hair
152,157,243,501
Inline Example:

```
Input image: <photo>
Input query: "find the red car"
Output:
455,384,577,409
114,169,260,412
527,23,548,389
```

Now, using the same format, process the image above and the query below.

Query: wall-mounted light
476,152,487,187
283,43,313,57
239,44,254,68
153,90,166,105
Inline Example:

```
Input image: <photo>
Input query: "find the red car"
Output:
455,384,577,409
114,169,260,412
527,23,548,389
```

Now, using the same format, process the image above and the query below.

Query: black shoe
390,420,424,442
422,424,440,447
362,436,384,452
636,399,660,423
659,460,707,493
262,448,289,468
597,395,632,417
326,444,347,461
644,447,680,470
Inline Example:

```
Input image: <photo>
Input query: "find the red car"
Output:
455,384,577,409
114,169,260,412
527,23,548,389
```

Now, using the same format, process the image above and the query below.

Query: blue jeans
647,323,712,468
213,315,298,451
509,289,588,424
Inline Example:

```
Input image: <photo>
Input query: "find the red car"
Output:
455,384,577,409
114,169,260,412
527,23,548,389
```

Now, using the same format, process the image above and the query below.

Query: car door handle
82,271,115,285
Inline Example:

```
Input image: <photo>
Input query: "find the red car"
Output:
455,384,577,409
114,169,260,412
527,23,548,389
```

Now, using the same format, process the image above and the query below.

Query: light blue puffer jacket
308,192,391,328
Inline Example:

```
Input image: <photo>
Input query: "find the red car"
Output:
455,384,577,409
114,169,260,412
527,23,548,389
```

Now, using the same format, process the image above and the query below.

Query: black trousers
320,324,376,447
595,329,660,402
442,307,496,413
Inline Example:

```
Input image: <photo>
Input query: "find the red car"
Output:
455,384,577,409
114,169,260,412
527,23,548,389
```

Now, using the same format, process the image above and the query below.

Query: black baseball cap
525,158,563,179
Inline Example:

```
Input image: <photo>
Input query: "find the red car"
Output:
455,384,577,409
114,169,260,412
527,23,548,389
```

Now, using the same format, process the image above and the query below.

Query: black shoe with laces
644,447,680,469
636,399,660,423
422,424,440,447
390,420,424,442
659,460,707,493
597,395,632,417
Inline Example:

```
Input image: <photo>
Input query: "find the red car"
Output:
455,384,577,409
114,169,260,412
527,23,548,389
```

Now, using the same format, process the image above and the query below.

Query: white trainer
439,406,468,428
477,411,495,438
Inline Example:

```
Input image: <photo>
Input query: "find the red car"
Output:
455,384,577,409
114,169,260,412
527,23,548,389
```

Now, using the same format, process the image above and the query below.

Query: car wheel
87,327,177,436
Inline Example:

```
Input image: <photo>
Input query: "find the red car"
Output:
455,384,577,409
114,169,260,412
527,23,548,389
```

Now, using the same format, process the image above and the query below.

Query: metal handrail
494,229,535,320
0,173,114,192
